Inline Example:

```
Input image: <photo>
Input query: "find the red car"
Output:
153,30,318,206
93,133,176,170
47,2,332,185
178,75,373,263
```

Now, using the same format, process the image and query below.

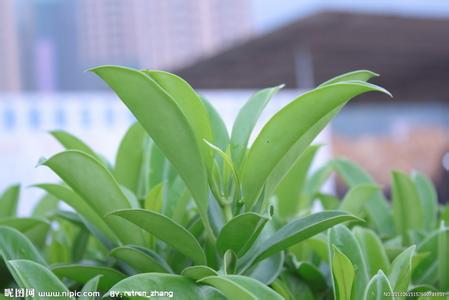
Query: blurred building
78,0,253,70
7,0,254,91
174,11,449,199
0,0,21,91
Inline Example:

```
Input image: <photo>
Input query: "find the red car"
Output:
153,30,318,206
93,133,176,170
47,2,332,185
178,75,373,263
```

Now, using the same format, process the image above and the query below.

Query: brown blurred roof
174,12,449,102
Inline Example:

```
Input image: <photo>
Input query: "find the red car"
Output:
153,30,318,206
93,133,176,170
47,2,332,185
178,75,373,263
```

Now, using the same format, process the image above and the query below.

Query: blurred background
1,0,448,214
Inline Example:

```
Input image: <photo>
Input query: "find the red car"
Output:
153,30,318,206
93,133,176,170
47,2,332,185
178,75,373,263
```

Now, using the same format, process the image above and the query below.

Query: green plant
0,67,447,299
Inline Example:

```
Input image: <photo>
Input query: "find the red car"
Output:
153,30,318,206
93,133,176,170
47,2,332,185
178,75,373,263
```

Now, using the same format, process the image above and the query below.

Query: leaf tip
36,157,48,168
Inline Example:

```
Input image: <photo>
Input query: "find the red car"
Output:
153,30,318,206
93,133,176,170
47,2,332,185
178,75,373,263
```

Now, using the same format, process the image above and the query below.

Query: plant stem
224,202,233,222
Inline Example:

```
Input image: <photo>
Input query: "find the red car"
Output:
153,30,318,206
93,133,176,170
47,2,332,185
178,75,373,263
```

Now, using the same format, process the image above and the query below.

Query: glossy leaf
182,265,218,281
144,183,164,213
91,66,212,238
79,275,102,300
231,85,282,168
217,211,271,257
32,193,59,217
34,183,119,245
332,246,355,300
354,227,390,276
143,70,213,168
107,273,225,299
363,270,394,300
329,224,369,300
392,171,424,245
246,252,284,285
52,264,126,291
437,224,449,290
0,184,20,218
296,261,327,292
148,143,166,189
50,130,97,158
388,245,415,294
0,217,50,248
109,245,172,273
319,70,378,87
109,209,206,265
199,275,283,300
275,145,319,220
39,150,145,245
339,184,379,217
201,97,229,151
412,172,438,231
241,80,390,209
223,250,238,274
333,158,394,238
7,260,70,298
114,122,150,197
242,210,360,267
0,226,46,265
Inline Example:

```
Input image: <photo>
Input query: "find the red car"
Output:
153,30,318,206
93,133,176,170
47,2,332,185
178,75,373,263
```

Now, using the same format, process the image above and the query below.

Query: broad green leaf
148,143,166,189
204,139,239,198
319,70,378,87
0,184,20,218
437,224,449,290
289,233,329,262
333,158,394,238
353,227,390,276
241,80,390,209
296,261,327,292
79,275,102,300
317,193,340,210
217,211,271,257
272,272,315,300
0,226,47,265
144,183,164,213
339,184,379,217
275,145,319,220
201,97,229,151
246,252,284,285
7,260,70,299
109,209,206,265
71,229,89,262
109,245,172,273
91,66,212,238
107,273,225,299
441,205,449,225
231,85,283,168
412,172,438,231
0,217,50,248
412,229,440,284
50,130,97,158
242,210,360,267
34,183,119,245
332,246,355,300
52,264,126,291
39,150,145,245
114,122,150,197
199,275,283,300
32,193,59,217
392,171,424,245
182,265,218,281
143,70,213,168
363,270,394,300
223,250,238,274
388,245,415,294
329,224,369,300
303,163,334,209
